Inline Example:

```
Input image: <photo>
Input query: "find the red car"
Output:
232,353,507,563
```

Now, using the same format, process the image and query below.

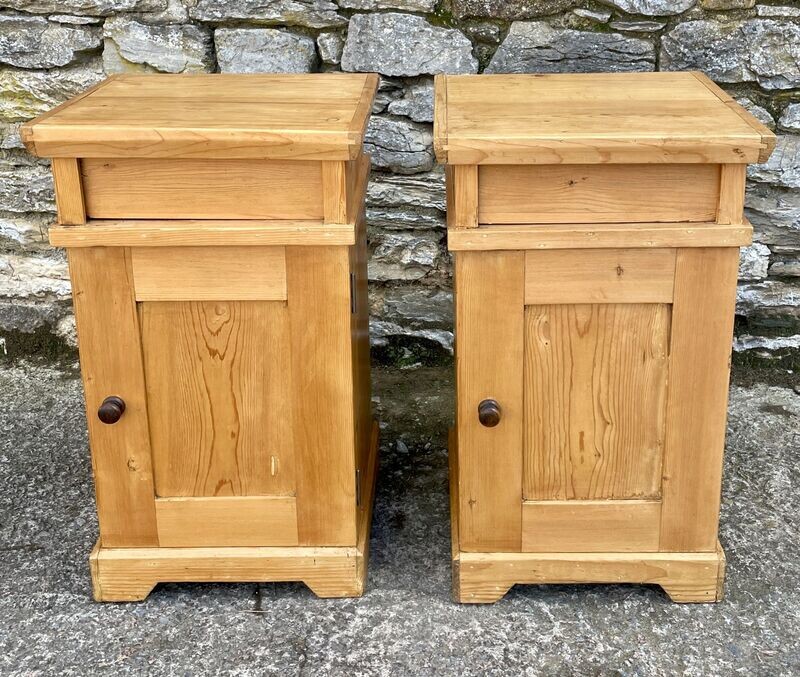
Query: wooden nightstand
435,71,775,603
23,73,379,602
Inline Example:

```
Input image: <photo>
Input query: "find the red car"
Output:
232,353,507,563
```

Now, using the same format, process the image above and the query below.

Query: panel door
455,247,740,554
69,244,358,549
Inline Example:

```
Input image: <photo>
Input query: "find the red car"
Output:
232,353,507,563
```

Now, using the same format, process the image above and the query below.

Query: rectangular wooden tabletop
22,73,379,160
434,72,774,165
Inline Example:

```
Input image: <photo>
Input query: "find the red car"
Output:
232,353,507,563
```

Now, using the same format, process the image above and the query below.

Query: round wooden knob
98,396,125,424
478,399,501,427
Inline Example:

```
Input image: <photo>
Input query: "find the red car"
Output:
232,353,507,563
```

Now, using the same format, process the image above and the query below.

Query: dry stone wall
0,0,798,363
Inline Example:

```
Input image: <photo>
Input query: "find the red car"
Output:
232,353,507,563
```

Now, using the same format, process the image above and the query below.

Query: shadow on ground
0,362,798,675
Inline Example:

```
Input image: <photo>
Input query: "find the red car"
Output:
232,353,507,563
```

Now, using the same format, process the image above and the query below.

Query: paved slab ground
1,363,798,675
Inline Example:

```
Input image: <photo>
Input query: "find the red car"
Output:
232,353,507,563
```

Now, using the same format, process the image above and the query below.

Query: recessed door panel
140,300,295,499
523,303,670,502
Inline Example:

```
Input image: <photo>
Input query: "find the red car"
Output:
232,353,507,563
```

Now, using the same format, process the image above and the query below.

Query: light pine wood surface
82,158,324,220
521,500,661,553
456,545,726,604
446,165,478,228
479,164,719,224
455,251,524,553
660,248,740,552
37,75,378,601
22,73,380,159
49,219,357,248
130,246,287,301
154,496,299,547
434,72,775,164
68,247,158,547
716,164,747,225
287,245,357,547
523,303,670,502
90,422,379,602
51,158,85,225
140,301,295,499
524,249,676,304
444,71,768,605
447,221,753,251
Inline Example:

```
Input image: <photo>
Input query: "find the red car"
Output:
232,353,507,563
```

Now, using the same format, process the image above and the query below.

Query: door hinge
349,271,357,314
355,468,362,507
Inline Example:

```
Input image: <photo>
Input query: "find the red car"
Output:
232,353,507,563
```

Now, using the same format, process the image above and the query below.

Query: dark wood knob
478,399,501,427
98,396,125,424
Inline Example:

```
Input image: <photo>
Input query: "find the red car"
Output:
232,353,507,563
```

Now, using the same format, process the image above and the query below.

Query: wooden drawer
81,158,324,220
478,164,720,225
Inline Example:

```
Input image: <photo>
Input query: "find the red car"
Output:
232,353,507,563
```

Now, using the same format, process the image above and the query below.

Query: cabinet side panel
287,246,357,546
660,248,739,552
140,301,296,498
456,251,524,552
524,304,670,500
68,247,158,547
350,199,372,516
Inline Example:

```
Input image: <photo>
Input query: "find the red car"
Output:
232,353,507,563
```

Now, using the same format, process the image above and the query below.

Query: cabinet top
21,73,379,161
433,72,775,165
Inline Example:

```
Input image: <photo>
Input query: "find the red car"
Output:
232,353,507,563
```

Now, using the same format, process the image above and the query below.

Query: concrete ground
0,361,798,676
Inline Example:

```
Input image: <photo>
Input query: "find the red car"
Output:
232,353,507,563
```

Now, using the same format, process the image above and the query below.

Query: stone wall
0,0,798,363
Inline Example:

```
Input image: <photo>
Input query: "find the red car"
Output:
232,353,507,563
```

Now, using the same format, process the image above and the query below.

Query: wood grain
68,247,158,547
524,248,676,304
456,547,725,604
49,219,356,248
447,221,753,251
155,496,298,547
90,541,359,602
479,164,719,224
716,164,746,225
82,158,323,220
90,419,380,601
456,251,524,552
350,193,373,512
691,71,776,163
521,500,661,552
322,160,348,224
660,248,739,552
287,246,357,546
446,165,478,228
23,73,378,160
436,72,773,164
524,303,670,501
130,246,286,302
140,300,296,498
20,75,119,154
433,74,448,162
51,158,86,225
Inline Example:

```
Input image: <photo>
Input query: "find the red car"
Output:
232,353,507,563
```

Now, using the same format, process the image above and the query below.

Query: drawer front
82,158,323,220
478,164,720,225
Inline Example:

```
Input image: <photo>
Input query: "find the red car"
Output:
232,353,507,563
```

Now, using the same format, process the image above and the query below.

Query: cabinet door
70,245,357,549
455,247,739,554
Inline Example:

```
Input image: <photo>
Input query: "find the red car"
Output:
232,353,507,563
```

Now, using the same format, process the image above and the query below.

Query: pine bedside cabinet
22,73,379,602
434,72,775,604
